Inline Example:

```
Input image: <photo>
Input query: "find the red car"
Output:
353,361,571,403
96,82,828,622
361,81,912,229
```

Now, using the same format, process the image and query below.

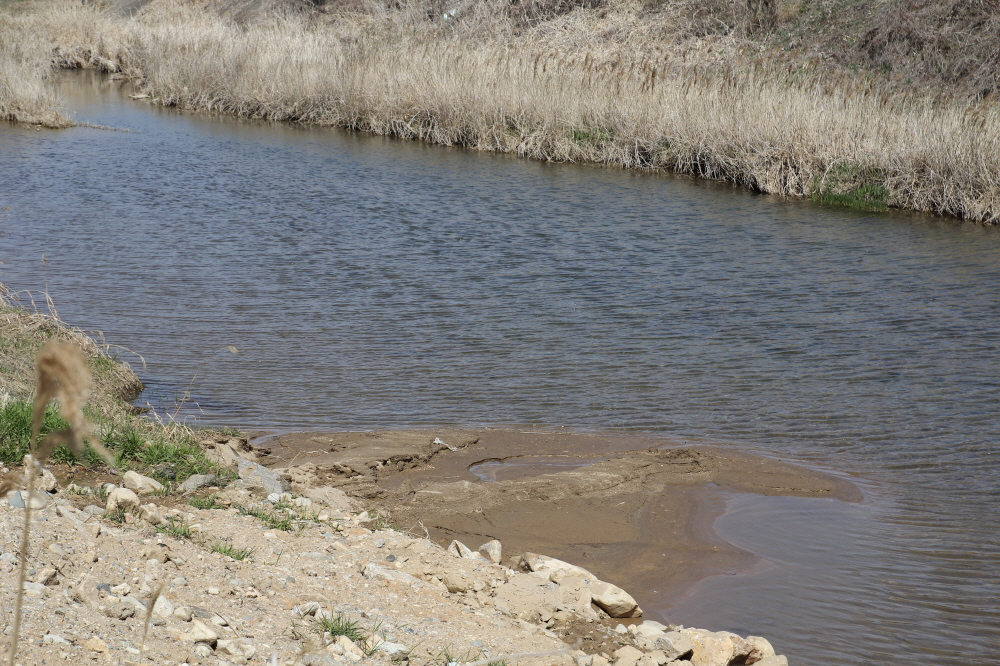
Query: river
1,71,999,664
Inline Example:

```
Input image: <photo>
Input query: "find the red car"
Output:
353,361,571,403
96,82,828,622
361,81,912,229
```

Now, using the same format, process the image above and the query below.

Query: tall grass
5,0,1000,222
0,20,71,127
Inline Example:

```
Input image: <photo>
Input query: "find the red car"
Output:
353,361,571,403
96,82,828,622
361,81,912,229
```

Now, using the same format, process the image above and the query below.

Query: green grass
189,493,220,510
315,612,366,645
236,504,294,531
101,507,128,524
811,183,890,212
810,164,890,212
0,400,69,465
156,517,193,539
211,542,254,561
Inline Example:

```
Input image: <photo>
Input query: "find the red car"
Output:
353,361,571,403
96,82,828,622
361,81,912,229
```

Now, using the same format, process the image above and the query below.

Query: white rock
105,488,139,513
138,503,163,525
110,583,131,596
183,619,219,645
374,642,408,658
754,657,788,666
590,580,643,618
123,471,163,495
447,539,476,559
746,636,776,661
152,595,174,617
217,638,257,660
613,645,644,666
174,606,194,622
654,631,694,661
522,552,597,583
478,539,502,564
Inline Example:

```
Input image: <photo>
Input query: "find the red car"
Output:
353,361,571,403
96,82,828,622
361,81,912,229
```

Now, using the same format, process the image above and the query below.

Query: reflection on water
2,71,1000,665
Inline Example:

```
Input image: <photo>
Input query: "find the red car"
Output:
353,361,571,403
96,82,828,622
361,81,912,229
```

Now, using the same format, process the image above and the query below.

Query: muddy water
2,71,1000,664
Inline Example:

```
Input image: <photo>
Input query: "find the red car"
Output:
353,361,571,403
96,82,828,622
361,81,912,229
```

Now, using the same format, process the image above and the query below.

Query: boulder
182,619,219,646
441,572,471,593
479,539,502,564
654,632,694,661
105,488,139,513
680,629,751,666
123,471,163,495
237,459,289,496
590,580,643,618
522,553,597,583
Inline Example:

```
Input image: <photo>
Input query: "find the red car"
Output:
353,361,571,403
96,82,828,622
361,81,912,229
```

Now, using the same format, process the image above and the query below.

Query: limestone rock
441,572,471,593
362,563,423,586
237,459,289,496
680,629,752,666
106,487,139,513
753,657,788,666
654,632,695,661
447,539,477,559
522,552,597,583
83,637,108,653
138,503,163,525
179,474,217,491
374,642,409,658
153,595,175,617
34,567,57,586
183,619,219,646
590,580,642,618
746,636,776,662
613,646,644,666
9,490,46,509
479,539,502,563
217,638,257,660
123,471,163,494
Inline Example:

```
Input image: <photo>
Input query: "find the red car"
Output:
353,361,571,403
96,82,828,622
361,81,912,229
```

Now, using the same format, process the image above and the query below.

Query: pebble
207,587,220,595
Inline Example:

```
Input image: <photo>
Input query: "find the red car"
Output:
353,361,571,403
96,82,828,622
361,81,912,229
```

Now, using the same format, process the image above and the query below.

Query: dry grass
0,9,72,128
4,0,1000,222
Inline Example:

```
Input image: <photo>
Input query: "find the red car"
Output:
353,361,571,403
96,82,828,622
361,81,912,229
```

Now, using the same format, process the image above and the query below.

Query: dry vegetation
3,0,1000,221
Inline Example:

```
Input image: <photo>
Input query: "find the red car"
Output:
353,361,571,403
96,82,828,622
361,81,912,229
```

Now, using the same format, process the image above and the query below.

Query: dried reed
5,0,1000,222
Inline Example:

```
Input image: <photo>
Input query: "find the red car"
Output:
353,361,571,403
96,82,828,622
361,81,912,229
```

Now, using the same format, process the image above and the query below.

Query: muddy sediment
256,428,860,619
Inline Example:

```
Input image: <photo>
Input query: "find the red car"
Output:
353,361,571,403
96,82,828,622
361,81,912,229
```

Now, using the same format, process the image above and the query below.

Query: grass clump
0,400,68,465
236,503,294,531
810,164,891,212
189,492,221,510
211,542,254,561
315,613,366,645
156,517,193,539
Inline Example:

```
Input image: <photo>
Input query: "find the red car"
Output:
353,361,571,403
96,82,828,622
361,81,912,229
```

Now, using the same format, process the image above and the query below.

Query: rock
107,602,136,620
680,629,751,666
362,563,423,586
746,636,776,662
753,657,788,666
591,655,610,666
174,606,194,622
293,496,312,508
654,632,694,661
34,567,57,586
441,572,471,593
192,642,214,657
123,471,164,495
590,580,642,618
374,641,409,658
83,637,108,653
447,539,477,559
637,657,659,666
479,539,502,564
296,485,353,512
636,621,668,638
577,656,594,666
613,646,644,666
41,633,70,645
153,595,175,617
296,601,321,617
82,504,104,516
36,469,58,493
183,619,219,646
106,488,139,513
335,635,363,658
522,552,596,582
179,474,217,491
138,503,164,525
47,543,70,559
217,638,257,660
237,459,289,496
9,490,46,509
22,581,46,596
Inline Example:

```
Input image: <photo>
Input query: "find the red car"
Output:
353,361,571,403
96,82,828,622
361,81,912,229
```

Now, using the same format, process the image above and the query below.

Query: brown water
2,71,1000,664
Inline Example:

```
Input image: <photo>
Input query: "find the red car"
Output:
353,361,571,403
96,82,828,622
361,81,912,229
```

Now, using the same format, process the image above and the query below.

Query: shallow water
2,71,1000,664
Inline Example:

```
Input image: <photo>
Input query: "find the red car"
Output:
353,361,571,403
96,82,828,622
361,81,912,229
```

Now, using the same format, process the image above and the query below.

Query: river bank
2,0,1000,223
0,289,818,664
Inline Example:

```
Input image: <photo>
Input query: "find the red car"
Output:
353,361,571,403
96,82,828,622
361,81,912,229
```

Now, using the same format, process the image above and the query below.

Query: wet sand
251,428,861,619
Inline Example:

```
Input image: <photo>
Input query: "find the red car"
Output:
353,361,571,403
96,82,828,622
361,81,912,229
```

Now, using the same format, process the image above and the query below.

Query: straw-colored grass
4,0,1000,222
0,10,72,128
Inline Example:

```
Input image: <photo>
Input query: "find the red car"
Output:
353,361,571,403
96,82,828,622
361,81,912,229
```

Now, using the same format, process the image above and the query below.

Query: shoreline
251,428,861,622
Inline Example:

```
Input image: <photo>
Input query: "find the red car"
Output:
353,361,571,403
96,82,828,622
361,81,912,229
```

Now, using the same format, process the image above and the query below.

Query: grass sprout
211,542,255,561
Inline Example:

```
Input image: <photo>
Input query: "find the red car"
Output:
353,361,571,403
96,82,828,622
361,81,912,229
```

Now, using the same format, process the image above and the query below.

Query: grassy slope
0,287,225,484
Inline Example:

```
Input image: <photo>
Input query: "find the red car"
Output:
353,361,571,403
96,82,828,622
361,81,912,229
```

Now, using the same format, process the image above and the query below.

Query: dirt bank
259,429,860,619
